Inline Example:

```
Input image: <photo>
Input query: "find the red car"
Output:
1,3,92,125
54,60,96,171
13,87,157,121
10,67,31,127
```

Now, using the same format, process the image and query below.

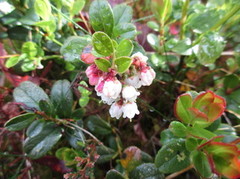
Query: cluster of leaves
1,0,240,178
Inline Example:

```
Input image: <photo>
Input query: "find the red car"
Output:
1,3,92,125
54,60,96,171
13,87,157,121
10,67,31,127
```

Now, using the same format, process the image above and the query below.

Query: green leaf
113,4,132,26
7,26,28,41
24,120,62,159
224,74,239,90
22,41,38,58
191,151,213,178
174,94,193,124
5,56,20,68
96,146,116,164
147,33,160,51
34,0,52,20
147,21,159,31
89,0,114,36
114,56,132,73
86,115,112,135
5,113,36,131
20,59,36,72
195,32,225,65
155,139,190,174
79,96,90,107
39,100,55,117
19,8,40,25
187,126,216,139
65,124,85,149
71,0,85,17
113,23,136,41
106,169,125,179
129,163,164,179
61,36,91,62
13,81,49,110
187,10,223,34
160,129,179,145
35,20,56,35
78,81,92,96
169,121,187,137
72,108,85,120
92,32,114,56
185,138,198,151
94,58,111,72
50,80,73,118
132,41,146,55
116,39,133,58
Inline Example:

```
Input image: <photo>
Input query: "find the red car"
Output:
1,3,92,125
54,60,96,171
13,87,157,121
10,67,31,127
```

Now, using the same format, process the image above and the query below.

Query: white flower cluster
85,52,156,120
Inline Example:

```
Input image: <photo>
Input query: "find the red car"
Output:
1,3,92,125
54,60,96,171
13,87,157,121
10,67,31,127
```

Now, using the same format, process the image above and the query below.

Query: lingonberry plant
1,0,240,178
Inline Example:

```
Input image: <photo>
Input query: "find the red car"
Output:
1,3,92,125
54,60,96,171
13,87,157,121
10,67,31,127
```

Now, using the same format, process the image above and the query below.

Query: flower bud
86,64,103,86
122,85,140,102
109,102,123,119
139,68,156,86
122,102,140,119
102,79,122,99
124,75,142,89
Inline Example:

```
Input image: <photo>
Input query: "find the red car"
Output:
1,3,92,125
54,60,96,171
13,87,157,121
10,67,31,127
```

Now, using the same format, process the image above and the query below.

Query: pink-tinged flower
139,67,156,86
109,101,123,119
122,102,140,119
200,140,240,179
131,52,148,63
122,85,140,102
169,22,180,35
124,75,142,89
85,64,103,86
102,79,122,99
81,53,96,64
96,91,115,105
174,91,226,128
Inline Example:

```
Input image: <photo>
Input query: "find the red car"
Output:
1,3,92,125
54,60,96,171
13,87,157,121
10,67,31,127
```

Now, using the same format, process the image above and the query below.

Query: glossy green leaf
113,23,136,41
187,126,216,139
132,41,146,55
191,151,213,178
195,32,225,65
34,0,52,20
7,26,28,41
147,33,160,51
72,108,85,120
94,58,111,72
35,20,56,35
224,74,239,90
79,96,89,107
160,129,179,145
19,8,40,25
86,115,112,135
20,59,36,72
24,120,62,159
50,80,73,118
187,10,222,34
65,124,85,149
5,113,36,131
106,169,125,179
92,32,114,56
89,0,114,36
185,138,198,151
96,146,116,164
39,100,55,117
116,39,133,58
5,56,20,68
78,81,92,96
71,0,85,17
22,41,38,58
169,121,187,137
114,56,132,73
155,139,190,173
60,36,91,62
13,81,49,110
113,4,132,26
147,21,159,31
129,163,164,179
174,94,192,124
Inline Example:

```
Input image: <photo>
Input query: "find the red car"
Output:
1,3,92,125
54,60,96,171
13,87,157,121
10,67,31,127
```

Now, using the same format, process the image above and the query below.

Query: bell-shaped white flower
122,102,140,119
122,85,140,102
124,75,142,89
139,68,156,86
131,52,148,63
102,79,122,99
109,102,123,119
